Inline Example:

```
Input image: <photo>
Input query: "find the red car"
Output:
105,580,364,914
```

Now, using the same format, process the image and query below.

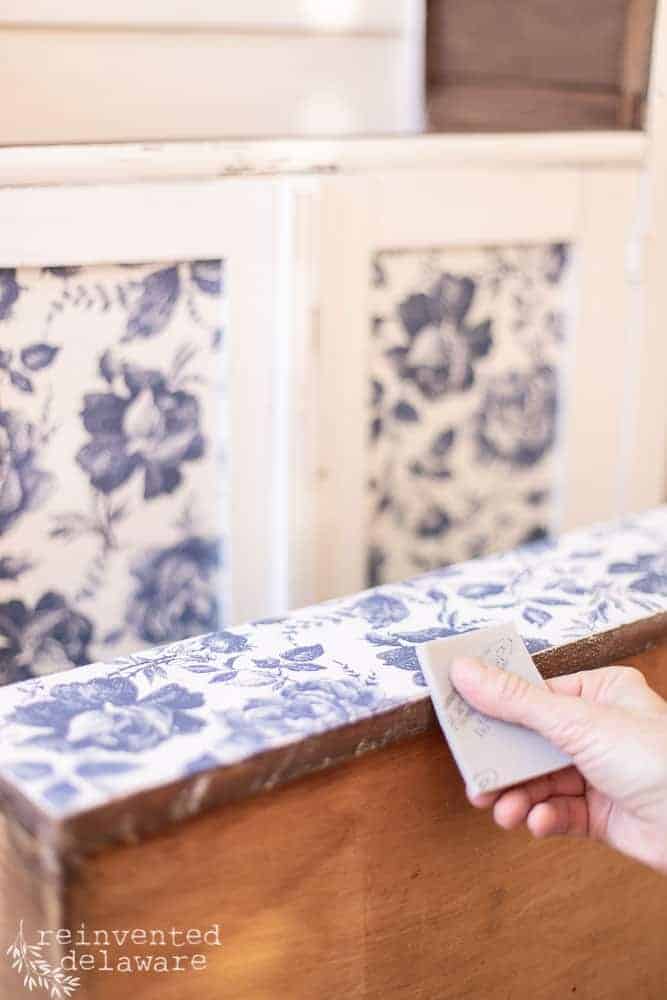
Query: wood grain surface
427,83,620,132
0,815,65,999
426,0,656,131
427,0,628,88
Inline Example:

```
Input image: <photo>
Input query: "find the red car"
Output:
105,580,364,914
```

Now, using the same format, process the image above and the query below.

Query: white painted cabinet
0,2,425,144
0,177,285,685
310,164,648,601
0,132,664,690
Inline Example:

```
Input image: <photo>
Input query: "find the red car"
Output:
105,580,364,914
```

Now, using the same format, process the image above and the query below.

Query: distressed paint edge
2,611,665,860
0,133,646,189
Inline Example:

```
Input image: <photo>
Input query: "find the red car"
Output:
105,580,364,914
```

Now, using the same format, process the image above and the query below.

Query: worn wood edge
0,132,646,188
1,612,665,861
0,774,63,866
0,791,67,975
426,83,622,132
533,612,667,675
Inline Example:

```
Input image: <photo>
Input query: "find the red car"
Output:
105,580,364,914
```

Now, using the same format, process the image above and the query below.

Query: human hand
449,658,667,873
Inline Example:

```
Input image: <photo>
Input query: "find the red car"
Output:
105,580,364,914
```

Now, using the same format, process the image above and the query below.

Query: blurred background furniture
0,1,425,143
0,0,666,683
426,0,656,131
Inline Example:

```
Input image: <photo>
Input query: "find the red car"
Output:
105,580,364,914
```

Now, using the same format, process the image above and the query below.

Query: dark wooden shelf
426,0,657,132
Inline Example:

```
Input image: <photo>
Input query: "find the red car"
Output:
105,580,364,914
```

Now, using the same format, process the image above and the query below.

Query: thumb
449,656,594,751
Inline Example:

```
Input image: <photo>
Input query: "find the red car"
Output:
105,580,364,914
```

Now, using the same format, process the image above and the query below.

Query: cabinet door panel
314,167,645,600
0,180,283,684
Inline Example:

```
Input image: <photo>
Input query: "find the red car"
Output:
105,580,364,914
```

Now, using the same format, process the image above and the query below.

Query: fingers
491,767,584,829
526,797,589,838
467,766,582,816
548,666,664,715
470,771,589,839
468,789,499,809
450,657,592,751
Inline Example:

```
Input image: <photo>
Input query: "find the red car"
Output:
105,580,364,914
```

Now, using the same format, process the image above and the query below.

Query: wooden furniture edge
3,611,665,860
0,132,646,188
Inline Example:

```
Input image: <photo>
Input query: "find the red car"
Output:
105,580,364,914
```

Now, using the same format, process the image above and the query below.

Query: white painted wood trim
558,167,643,530
0,30,421,144
282,179,322,610
0,179,262,267
0,133,646,189
0,178,285,624
628,0,667,510
0,1,423,33
315,178,372,603
370,168,581,247
227,183,288,624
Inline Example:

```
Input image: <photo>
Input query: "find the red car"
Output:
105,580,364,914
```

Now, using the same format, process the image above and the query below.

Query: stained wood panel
428,83,620,132
427,0,657,131
0,815,64,999
427,0,628,88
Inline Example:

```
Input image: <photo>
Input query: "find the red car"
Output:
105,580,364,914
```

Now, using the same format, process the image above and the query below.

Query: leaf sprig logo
6,921,80,998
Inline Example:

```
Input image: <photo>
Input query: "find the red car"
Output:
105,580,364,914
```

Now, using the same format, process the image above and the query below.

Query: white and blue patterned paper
369,244,569,585
0,506,666,819
0,262,227,686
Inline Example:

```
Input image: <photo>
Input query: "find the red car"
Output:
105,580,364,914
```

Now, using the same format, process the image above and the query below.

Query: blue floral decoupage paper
0,262,227,686
369,244,570,585
0,505,665,819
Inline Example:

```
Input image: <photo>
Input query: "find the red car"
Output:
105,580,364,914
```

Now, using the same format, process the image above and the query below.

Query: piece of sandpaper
417,623,571,796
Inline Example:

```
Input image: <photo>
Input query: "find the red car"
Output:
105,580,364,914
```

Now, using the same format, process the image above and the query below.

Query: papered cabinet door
0,179,283,685
0,262,224,682
367,244,567,584
313,167,647,602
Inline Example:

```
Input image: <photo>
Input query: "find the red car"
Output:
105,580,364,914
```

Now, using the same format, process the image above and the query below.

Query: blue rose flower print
20,343,60,371
477,365,558,466
11,676,204,753
76,363,205,499
205,630,250,655
125,266,180,339
190,260,222,297
543,243,570,284
0,269,20,321
608,552,667,596
0,409,54,535
351,593,409,628
0,592,93,686
390,274,493,400
216,677,392,755
127,536,221,644
123,261,222,339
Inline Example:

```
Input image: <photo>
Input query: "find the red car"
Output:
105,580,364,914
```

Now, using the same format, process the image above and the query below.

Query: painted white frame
314,164,648,603
0,1,423,32
0,132,645,188
633,0,667,512
0,178,285,625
